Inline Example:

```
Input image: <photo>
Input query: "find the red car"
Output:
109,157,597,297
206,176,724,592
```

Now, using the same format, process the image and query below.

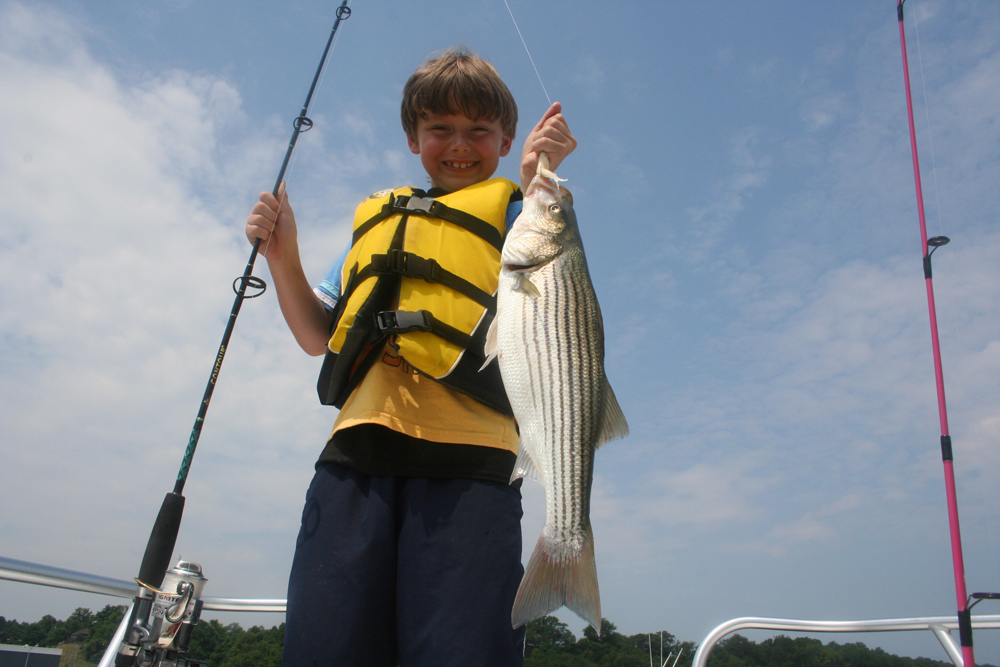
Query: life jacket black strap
369,249,496,312
374,309,473,350
353,193,504,252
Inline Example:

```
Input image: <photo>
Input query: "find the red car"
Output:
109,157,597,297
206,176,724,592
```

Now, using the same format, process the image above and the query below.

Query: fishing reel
115,560,209,667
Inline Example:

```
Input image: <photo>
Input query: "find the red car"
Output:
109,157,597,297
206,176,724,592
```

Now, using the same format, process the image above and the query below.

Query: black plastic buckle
389,249,410,274
387,250,439,282
369,249,411,275
375,310,432,334
388,194,407,211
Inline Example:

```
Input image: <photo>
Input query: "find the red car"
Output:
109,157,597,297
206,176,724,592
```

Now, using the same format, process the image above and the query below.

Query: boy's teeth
449,162,474,168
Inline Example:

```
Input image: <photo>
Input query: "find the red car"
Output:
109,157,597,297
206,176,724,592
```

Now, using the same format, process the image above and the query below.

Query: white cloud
681,128,771,264
802,92,846,132
571,55,606,101
0,2,328,614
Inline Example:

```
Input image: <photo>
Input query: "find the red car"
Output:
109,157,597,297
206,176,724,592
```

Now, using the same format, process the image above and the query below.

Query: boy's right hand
520,102,576,193
246,182,296,261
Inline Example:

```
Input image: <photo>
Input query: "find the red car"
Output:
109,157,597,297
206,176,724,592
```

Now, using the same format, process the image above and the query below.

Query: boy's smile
408,113,513,193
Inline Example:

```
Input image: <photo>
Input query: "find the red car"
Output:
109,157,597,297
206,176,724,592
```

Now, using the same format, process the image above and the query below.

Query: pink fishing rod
896,2,974,664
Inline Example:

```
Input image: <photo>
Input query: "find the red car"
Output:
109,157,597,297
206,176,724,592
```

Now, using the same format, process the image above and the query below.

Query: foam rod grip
137,492,185,588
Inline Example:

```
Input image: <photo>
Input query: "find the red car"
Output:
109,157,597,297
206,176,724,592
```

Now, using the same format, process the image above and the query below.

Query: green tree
575,619,646,666
0,616,26,645
83,605,127,663
186,620,242,665
215,625,283,667
526,616,578,657
22,614,61,647
623,629,685,667
2,608,980,667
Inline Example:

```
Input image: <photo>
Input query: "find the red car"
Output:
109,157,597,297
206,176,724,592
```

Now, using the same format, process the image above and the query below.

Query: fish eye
549,204,561,214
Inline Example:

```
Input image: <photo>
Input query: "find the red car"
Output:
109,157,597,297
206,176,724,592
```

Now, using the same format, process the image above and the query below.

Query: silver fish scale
498,242,604,561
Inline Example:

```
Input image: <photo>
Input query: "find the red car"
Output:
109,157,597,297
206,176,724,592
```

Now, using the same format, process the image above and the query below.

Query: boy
246,47,576,666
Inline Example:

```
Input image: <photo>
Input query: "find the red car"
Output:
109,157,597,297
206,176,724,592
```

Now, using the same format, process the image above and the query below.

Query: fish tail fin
511,527,601,634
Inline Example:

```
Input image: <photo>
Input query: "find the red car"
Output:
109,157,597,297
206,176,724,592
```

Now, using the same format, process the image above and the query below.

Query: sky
1,0,999,663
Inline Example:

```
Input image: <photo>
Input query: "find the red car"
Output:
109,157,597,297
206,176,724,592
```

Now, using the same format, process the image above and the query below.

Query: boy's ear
407,134,421,155
499,135,513,157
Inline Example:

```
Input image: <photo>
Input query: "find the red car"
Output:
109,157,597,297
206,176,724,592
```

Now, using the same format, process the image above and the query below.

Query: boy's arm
520,101,577,192
246,183,333,356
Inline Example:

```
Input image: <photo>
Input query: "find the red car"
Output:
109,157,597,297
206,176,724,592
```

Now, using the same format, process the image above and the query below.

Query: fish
484,155,629,633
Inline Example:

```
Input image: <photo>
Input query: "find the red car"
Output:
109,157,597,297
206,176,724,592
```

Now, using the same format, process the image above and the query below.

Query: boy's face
407,113,513,193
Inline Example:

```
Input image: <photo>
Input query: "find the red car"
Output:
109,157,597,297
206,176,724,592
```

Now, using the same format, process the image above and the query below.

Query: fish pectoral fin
481,316,499,371
509,440,541,484
513,273,541,298
595,379,630,449
511,527,601,634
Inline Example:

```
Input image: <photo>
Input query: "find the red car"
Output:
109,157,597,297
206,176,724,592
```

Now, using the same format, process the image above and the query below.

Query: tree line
0,607,980,667
0,605,282,667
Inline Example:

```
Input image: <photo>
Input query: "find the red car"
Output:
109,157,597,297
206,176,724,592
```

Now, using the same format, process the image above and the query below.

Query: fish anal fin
596,379,629,449
511,528,601,634
481,316,499,371
509,440,541,484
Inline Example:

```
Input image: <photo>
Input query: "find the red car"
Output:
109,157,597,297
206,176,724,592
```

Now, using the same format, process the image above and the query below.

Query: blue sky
2,0,999,663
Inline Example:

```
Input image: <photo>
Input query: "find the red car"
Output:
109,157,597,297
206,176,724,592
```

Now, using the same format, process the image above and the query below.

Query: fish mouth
525,173,573,205
503,255,557,273
504,263,535,272
524,173,558,198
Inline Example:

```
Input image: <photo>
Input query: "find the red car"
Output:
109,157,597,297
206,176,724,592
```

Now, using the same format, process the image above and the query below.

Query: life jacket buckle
405,196,434,213
388,248,409,273
369,249,409,276
376,249,440,283
375,309,432,334
389,194,435,215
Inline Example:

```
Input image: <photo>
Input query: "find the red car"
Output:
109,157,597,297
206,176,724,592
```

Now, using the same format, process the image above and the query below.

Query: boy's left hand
520,101,576,191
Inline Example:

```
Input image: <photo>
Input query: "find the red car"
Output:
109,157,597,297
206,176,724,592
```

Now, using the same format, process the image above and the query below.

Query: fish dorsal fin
510,439,542,484
596,379,629,449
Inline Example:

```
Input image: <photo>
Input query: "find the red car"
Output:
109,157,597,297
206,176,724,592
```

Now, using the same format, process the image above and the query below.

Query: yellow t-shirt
331,344,518,454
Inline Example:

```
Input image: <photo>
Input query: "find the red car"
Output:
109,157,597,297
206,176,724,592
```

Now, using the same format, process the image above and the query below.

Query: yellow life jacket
317,177,520,415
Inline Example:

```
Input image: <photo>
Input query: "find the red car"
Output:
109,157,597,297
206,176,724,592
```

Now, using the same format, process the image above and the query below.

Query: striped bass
484,156,629,633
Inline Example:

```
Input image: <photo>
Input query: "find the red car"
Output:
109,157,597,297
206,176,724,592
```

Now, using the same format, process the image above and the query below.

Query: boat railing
7,555,1000,667
0,556,286,613
2,555,288,667
693,614,1000,667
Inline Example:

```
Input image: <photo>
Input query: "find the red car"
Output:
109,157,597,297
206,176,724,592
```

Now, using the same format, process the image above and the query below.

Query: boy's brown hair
401,46,518,140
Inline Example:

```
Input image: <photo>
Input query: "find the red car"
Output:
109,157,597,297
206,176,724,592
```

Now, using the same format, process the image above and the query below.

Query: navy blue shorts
283,463,525,667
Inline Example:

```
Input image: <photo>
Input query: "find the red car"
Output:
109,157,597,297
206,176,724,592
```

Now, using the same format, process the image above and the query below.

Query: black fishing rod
114,3,352,666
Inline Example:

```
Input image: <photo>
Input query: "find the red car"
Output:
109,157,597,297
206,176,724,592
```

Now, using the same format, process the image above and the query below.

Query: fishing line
502,0,552,106
264,1,350,258
911,0,946,239
912,0,1000,594
913,0,1000,604
986,491,1000,599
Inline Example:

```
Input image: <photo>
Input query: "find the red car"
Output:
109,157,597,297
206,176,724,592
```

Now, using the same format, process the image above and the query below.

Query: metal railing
693,614,1000,667
9,555,1000,667
0,556,286,613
